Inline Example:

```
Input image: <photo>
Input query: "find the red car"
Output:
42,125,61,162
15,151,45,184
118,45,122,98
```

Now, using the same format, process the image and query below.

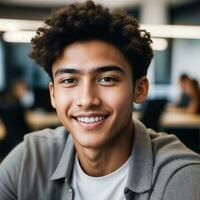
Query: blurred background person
168,75,200,114
176,73,191,108
184,79,200,114
11,79,34,109
0,80,31,159
0,79,34,108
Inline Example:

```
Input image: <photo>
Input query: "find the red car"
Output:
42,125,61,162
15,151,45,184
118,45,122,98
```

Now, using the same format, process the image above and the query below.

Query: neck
74,121,134,177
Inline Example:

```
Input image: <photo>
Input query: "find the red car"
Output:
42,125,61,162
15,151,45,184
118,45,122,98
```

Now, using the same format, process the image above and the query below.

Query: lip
73,112,109,118
73,113,109,130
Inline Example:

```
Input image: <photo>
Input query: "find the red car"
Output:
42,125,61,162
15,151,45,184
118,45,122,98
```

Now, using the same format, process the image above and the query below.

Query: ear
133,76,149,104
49,81,56,109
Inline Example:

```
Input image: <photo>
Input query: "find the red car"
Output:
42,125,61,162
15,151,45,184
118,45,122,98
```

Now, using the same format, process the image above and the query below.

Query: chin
73,134,111,149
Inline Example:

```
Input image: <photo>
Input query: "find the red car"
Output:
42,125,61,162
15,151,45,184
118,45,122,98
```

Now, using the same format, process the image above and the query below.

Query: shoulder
149,128,200,171
147,128,200,198
0,142,25,174
24,126,67,141
0,126,68,173
148,128,200,164
17,126,69,160
0,142,25,199
163,164,200,200
132,120,200,199
22,126,68,152
22,126,68,167
0,126,69,199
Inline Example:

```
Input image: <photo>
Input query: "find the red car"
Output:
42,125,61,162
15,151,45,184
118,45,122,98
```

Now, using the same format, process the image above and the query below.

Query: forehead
52,40,132,74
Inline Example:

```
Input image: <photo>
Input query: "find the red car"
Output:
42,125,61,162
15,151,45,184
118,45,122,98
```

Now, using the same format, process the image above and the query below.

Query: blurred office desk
133,110,200,129
160,112,200,129
160,109,200,153
26,110,61,130
0,110,60,141
160,105,200,129
0,119,6,140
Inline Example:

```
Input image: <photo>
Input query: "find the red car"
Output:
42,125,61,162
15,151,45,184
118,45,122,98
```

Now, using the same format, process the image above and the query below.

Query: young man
0,1,200,199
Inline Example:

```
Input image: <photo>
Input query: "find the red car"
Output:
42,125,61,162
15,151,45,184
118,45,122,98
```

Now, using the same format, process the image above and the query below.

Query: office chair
140,98,168,131
0,100,30,157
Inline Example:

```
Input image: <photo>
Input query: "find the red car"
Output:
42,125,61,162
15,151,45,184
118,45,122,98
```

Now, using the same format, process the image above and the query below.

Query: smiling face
49,40,148,150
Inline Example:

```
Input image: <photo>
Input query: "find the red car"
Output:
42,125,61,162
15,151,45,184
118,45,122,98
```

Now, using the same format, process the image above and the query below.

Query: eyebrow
54,65,125,77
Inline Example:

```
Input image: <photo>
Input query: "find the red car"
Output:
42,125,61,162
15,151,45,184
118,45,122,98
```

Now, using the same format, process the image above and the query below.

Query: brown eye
99,77,117,83
98,76,118,86
62,78,77,84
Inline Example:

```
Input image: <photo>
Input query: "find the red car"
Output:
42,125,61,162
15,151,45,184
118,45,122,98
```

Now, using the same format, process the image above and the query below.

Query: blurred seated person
10,80,34,109
168,78,200,114
184,79,200,114
177,73,191,107
0,80,31,157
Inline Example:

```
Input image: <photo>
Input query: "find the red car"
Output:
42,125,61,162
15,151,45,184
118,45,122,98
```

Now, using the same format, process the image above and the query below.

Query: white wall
147,38,200,102
171,39,200,84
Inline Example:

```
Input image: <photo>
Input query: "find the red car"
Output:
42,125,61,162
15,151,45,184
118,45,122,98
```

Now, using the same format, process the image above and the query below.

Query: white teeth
77,116,106,123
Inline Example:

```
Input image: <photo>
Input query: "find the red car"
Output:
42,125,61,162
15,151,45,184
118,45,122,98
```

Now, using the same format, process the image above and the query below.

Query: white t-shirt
71,155,131,200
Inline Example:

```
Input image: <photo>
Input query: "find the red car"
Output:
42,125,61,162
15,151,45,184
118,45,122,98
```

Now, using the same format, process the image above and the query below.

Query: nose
76,81,101,109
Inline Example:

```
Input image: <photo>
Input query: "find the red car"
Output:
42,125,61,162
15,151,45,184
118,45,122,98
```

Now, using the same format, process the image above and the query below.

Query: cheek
100,86,133,112
53,88,73,113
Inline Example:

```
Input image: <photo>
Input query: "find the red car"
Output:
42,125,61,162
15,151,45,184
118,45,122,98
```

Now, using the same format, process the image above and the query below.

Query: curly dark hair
29,0,153,81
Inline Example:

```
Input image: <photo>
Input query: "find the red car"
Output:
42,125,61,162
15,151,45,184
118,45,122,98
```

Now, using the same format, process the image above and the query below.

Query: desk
160,110,200,153
0,111,60,140
26,110,61,130
160,112,200,129
132,110,200,129
0,120,6,140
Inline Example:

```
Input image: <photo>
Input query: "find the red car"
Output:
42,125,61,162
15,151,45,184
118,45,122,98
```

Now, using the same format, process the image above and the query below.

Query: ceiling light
3,30,169,52
0,19,42,31
3,31,36,43
141,24,200,39
151,38,168,51
1,18,200,42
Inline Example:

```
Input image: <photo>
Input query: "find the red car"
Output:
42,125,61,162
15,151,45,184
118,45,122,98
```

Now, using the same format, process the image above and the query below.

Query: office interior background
0,0,200,157
0,0,200,100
